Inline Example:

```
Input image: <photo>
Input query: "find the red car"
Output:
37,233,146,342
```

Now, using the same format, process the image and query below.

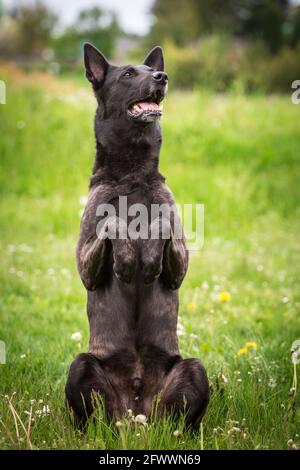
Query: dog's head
84,43,168,123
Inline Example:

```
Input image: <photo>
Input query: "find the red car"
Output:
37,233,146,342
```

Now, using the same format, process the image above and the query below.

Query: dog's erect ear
84,43,109,86
143,46,164,71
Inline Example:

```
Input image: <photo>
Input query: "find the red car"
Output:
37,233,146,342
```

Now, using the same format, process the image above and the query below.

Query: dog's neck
92,112,162,182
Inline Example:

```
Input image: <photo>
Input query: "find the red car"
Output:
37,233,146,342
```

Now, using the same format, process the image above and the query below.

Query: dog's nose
152,71,168,84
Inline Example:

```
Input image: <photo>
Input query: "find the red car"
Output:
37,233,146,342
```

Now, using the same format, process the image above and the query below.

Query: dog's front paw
141,255,163,285
113,240,136,284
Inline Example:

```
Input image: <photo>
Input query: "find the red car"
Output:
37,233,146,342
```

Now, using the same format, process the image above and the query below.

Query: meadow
0,66,299,450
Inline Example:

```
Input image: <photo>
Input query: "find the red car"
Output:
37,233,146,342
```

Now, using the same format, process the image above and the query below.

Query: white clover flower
228,427,241,435
190,333,198,339
36,404,50,417
177,323,185,336
79,196,88,206
19,244,33,253
268,378,276,388
20,354,26,359
221,374,228,383
135,414,147,424
292,351,299,364
71,332,82,343
61,268,71,278
210,292,219,302
16,120,25,129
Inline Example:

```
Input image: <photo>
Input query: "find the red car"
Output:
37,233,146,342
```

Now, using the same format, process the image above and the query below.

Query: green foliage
53,7,121,61
0,0,57,56
149,0,299,53
162,37,300,91
0,72,299,449
147,0,300,91
0,2,121,62
287,5,300,47
262,44,300,91
164,36,240,91
149,0,201,47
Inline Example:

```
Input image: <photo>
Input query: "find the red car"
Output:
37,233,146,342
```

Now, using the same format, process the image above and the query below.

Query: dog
65,43,209,428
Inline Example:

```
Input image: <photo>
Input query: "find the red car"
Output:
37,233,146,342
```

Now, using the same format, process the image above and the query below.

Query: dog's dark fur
65,44,209,428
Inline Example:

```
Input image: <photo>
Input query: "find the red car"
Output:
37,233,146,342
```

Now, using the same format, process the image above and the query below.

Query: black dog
65,43,209,428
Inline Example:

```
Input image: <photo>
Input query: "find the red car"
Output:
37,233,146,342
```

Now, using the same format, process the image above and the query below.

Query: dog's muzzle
127,84,167,122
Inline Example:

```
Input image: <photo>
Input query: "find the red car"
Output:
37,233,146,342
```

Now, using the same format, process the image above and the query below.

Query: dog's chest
127,187,149,205
114,187,152,223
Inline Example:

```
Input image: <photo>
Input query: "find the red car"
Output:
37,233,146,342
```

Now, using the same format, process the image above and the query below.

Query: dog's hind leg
65,353,124,426
158,358,210,429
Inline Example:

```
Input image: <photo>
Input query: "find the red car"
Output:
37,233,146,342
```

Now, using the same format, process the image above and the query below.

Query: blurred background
1,0,300,91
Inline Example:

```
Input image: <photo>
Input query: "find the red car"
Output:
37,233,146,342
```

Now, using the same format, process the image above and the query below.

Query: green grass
0,70,300,450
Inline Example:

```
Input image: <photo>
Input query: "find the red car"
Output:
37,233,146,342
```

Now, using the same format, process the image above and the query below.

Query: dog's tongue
131,101,161,113
139,101,160,111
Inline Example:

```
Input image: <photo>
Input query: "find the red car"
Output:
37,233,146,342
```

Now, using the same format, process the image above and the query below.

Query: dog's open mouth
127,92,164,121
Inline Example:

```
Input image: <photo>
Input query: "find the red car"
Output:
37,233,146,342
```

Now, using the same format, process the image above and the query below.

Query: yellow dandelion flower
219,292,231,303
237,347,248,356
186,302,197,313
235,341,258,358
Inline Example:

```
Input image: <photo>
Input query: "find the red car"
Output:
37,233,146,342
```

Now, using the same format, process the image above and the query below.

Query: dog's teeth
130,100,163,116
132,104,141,114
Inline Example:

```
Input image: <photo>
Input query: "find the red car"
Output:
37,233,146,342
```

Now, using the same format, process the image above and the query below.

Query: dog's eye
123,70,133,77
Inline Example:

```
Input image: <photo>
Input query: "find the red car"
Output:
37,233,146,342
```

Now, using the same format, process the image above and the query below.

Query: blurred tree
232,0,289,53
15,0,57,54
148,0,295,52
148,0,201,46
77,6,103,32
53,6,122,60
286,4,300,47
0,0,57,56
